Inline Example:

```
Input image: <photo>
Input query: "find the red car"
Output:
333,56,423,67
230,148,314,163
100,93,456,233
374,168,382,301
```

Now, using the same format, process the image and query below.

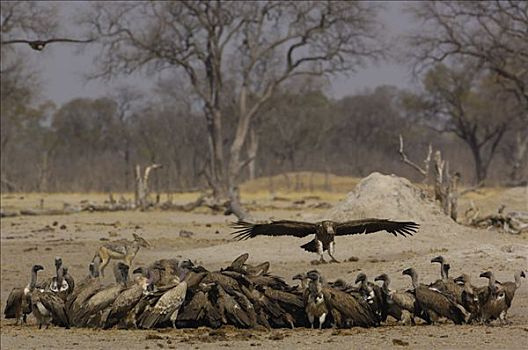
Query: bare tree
502,123,528,185
80,1,385,207
404,64,510,184
1,1,58,191
406,1,528,108
1,2,58,42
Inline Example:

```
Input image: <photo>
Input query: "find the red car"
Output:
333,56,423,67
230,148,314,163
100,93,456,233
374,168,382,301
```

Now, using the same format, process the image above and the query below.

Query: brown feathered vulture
231,219,419,263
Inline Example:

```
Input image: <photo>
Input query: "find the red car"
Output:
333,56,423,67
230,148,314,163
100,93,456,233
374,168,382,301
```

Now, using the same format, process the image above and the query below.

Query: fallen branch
465,204,528,234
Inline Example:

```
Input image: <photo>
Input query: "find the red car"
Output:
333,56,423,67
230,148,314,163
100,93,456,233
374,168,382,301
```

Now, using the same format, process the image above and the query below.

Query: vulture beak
374,274,385,282
479,272,490,279
521,271,526,278
402,268,412,276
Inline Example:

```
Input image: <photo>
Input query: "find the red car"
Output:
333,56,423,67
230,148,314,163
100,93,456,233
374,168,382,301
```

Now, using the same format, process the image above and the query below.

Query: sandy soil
1,179,527,350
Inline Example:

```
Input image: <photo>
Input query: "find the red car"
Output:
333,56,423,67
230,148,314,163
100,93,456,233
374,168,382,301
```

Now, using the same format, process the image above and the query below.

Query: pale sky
30,1,419,106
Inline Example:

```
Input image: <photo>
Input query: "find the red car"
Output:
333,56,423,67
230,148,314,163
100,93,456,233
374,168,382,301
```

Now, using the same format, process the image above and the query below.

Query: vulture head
374,273,389,283
54,256,63,270
318,220,335,235
306,270,322,282
32,264,45,273
479,271,492,279
430,256,445,264
402,268,416,277
355,272,367,284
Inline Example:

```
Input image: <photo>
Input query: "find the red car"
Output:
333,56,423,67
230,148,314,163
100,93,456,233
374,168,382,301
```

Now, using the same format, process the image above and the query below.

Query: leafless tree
0,1,58,42
79,1,385,206
404,64,512,184
1,1,58,191
406,1,528,109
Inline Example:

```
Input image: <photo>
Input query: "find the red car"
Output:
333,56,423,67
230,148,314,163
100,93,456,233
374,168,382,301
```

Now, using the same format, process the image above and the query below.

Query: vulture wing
1,39,32,45
44,38,93,44
4,288,24,318
229,253,250,270
231,220,317,240
335,219,419,237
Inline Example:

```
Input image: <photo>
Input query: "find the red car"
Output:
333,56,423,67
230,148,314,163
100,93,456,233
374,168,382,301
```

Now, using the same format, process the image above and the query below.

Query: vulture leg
328,241,340,263
318,313,326,329
499,311,510,325
316,240,326,264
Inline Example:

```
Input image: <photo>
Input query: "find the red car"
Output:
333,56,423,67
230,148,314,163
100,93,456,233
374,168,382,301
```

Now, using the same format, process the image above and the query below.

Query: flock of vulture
4,253,525,330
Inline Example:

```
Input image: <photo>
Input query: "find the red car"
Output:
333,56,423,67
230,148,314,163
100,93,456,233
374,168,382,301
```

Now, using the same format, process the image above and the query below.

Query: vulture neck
309,278,323,297
486,272,499,295
439,261,446,280
381,277,391,294
56,266,65,289
409,271,419,289
442,264,449,281
300,278,308,290
28,268,39,291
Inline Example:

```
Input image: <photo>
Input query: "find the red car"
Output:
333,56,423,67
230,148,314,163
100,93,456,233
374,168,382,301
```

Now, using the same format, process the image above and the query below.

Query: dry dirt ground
1,174,527,350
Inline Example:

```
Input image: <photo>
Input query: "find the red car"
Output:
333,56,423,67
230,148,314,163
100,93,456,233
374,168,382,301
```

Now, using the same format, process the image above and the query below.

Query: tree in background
407,1,528,108
406,1,528,183
80,1,385,207
332,85,407,177
0,1,59,191
403,64,513,184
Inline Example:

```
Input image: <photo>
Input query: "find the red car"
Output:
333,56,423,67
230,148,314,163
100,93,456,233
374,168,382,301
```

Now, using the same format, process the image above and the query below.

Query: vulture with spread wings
1,38,93,51
231,219,419,263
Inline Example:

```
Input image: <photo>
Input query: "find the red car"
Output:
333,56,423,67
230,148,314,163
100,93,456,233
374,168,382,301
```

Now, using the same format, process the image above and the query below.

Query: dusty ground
1,174,527,349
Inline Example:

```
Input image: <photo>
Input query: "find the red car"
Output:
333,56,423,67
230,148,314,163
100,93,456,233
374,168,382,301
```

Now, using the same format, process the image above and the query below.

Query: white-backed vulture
374,273,415,325
402,268,467,325
355,272,384,323
4,265,44,325
31,285,70,329
479,271,509,324
103,273,151,329
429,256,464,305
138,262,191,329
74,262,129,327
453,274,480,323
303,270,329,329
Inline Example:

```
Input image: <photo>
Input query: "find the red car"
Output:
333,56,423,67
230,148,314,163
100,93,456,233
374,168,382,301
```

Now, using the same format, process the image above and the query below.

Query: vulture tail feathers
300,239,318,253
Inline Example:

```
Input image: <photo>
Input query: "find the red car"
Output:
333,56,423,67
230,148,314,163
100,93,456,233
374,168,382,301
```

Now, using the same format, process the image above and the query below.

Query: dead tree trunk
223,186,252,221
247,128,259,181
433,151,446,204
398,135,432,183
135,163,162,210
509,130,528,184
398,135,459,221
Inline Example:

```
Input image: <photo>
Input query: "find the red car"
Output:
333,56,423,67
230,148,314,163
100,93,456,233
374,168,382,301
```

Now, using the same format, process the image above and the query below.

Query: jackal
93,233,150,276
